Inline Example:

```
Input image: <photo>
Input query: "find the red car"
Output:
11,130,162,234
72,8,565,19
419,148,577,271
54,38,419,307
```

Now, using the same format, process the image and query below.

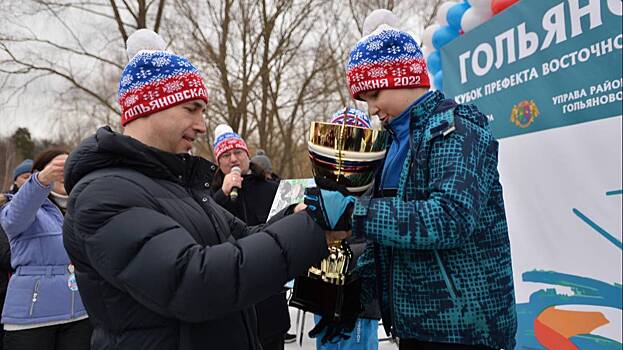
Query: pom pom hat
329,107,372,128
12,159,33,180
213,124,249,161
118,29,208,126
250,150,273,172
347,9,430,100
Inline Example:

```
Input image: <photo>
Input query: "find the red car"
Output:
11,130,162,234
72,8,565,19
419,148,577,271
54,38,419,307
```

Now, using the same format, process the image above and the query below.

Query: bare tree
0,138,18,191
0,132,72,190
1,0,442,179
0,0,167,134
173,0,344,177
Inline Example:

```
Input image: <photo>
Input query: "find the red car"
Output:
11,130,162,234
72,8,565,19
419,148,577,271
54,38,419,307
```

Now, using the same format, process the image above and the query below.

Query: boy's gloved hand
308,315,359,344
304,187,355,231
314,177,350,195
308,278,363,344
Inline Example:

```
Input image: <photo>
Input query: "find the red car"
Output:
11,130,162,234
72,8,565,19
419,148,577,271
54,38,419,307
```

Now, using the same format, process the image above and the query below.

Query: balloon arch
422,0,519,91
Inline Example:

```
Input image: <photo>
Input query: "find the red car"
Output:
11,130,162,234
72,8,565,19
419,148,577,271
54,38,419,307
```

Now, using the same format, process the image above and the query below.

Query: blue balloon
464,0,470,5
447,2,470,32
434,70,444,92
427,51,442,74
432,26,459,50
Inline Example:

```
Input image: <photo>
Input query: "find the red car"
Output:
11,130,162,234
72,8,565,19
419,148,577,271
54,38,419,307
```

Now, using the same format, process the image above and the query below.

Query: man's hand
294,203,307,213
325,230,351,244
221,171,243,196
37,154,67,186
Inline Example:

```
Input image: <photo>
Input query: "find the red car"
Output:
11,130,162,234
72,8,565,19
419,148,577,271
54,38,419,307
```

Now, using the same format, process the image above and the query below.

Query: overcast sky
0,1,425,141
0,2,98,140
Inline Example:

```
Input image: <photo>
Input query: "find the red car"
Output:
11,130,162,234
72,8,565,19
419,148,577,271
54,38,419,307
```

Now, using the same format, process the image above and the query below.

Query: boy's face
359,88,426,125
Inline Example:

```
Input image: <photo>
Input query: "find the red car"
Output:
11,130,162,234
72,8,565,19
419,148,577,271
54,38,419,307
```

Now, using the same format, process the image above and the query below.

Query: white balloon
429,72,437,90
461,7,493,33
607,0,622,16
436,1,458,26
422,24,441,49
468,0,492,10
422,45,436,59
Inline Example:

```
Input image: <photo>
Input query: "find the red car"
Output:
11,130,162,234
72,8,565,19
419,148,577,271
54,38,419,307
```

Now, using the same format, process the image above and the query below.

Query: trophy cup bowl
289,121,387,321
308,122,387,194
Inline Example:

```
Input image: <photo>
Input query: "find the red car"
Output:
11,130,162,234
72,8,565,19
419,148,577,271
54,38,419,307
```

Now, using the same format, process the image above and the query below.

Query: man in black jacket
210,125,290,350
62,29,348,350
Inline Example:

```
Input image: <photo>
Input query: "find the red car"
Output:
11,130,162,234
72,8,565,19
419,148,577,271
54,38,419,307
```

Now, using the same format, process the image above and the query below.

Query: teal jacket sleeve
353,243,377,305
352,117,497,250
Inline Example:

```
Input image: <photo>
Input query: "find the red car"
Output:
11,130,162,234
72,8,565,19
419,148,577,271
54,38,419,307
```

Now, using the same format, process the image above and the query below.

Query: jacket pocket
433,250,458,301
28,279,41,317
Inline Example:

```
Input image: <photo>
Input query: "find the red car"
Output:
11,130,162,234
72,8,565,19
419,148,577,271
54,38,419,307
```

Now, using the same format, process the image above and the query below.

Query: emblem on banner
510,100,539,128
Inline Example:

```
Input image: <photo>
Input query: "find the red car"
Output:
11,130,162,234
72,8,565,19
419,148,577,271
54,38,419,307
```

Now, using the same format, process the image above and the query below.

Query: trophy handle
307,240,353,286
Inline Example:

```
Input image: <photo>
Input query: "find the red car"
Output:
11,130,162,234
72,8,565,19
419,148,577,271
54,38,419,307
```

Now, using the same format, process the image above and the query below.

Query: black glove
304,187,355,231
314,177,350,195
308,315,359,344
308,278,363,344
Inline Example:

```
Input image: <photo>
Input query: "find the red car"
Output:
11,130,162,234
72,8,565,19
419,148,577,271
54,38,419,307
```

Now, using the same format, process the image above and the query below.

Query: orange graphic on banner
534,306,609,350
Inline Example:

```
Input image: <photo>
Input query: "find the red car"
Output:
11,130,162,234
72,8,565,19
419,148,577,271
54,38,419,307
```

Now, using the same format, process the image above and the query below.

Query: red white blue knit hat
330,107,371,128
118,29,208,126
347,9,430,100
213,124,249,160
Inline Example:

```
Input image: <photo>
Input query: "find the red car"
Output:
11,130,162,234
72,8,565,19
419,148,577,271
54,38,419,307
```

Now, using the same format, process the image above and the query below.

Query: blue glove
304,187,356,231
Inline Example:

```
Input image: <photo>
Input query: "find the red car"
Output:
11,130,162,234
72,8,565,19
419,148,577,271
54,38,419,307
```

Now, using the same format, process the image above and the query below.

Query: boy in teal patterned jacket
345,10,517,350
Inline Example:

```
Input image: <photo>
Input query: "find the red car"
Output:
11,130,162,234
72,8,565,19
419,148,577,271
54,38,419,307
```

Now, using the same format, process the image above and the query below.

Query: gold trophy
307,121,387,194
289,115,387,320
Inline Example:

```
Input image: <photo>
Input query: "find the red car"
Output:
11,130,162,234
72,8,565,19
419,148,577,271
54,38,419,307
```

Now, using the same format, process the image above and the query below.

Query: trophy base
289,275,361,320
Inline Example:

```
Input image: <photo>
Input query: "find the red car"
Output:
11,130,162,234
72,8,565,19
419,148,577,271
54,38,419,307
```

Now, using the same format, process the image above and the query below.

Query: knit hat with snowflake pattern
329,107,371,128
346,9,430,100
117,29,208,126
213,124,249,161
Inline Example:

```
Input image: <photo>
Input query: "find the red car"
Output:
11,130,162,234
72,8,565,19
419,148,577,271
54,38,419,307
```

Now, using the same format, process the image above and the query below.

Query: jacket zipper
435,251,490,334
386,121,411,337
241,310,257,350
71,290,75,318
29,279,41,317
387,247,397,337
379,127,396,189
434,250,458,300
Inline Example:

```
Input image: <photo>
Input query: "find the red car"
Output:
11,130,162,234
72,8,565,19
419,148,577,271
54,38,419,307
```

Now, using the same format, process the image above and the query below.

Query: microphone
230,166,241,201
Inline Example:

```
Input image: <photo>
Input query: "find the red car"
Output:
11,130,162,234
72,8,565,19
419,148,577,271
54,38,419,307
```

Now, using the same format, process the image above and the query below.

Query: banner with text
442,1,622,349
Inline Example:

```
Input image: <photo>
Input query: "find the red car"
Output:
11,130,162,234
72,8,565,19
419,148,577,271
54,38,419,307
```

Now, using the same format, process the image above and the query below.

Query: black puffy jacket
62,127,327,350
212,167,291,343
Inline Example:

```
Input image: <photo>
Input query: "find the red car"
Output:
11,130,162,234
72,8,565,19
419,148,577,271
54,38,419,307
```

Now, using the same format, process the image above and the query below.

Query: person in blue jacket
1,159,33,350
349,10,517,350
307,9,517,350
0,147,91,350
